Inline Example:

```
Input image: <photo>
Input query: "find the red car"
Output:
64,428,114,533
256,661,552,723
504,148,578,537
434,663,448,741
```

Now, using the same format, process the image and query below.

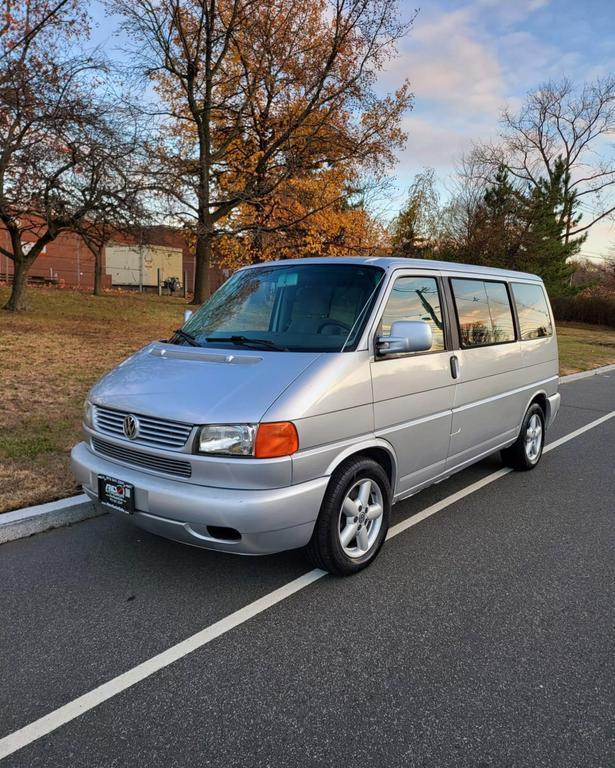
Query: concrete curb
2,362,614,547
560,362,615,383
0,494,105,545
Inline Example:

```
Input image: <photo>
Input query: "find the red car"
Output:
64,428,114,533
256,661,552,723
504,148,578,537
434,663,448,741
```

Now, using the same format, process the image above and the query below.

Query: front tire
306,456,391,576
501,403,545,471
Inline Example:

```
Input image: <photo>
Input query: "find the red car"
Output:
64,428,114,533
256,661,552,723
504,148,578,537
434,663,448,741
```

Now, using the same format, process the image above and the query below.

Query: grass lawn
1,286,614,514
556,322,615,376
0,286,188,513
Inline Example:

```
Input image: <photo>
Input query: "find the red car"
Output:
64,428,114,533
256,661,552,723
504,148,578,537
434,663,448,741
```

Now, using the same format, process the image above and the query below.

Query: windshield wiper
170,328,200,347
205,335,288,352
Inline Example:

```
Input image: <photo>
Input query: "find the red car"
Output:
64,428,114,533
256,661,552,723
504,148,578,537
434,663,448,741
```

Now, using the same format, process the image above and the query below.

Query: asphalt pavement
1,371,614,767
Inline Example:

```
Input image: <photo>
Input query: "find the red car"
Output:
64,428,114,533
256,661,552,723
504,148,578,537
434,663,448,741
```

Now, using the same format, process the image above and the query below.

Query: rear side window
512,283,553,340
451,278,515,347
378,276,445,351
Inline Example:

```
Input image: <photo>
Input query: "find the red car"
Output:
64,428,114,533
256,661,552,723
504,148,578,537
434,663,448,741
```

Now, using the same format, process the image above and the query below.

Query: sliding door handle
450,355,460,379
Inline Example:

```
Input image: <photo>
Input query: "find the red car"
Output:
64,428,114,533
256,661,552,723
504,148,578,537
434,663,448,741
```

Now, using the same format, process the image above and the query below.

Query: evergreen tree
464,159,584,296
474,164,523,269
517,159,585,296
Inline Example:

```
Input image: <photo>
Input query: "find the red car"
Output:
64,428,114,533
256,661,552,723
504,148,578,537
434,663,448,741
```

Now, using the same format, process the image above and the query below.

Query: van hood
89,342,322,424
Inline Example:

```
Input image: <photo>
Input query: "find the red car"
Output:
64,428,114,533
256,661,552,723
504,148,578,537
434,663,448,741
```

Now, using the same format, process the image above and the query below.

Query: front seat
286,286,331,335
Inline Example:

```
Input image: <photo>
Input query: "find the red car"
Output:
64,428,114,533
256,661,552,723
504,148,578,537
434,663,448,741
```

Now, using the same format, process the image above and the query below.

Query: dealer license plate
98,475,135,514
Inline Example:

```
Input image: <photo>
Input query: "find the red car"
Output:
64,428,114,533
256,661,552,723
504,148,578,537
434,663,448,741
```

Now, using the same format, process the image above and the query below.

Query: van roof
239,256,543,282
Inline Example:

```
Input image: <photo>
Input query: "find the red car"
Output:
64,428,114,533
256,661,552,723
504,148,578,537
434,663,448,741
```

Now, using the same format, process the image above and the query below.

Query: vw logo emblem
123,414,140,440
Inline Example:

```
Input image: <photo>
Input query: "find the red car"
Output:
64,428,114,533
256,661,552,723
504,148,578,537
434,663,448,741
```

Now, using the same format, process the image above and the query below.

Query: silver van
71,258,560,575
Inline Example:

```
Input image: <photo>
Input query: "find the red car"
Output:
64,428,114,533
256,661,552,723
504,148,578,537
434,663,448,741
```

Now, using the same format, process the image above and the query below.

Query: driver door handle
450,355,460,380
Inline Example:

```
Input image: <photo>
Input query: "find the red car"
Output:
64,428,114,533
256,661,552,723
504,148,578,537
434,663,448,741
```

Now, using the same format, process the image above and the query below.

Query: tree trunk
192,231,212,304
250,228,264,264
3,258,29,311
249,198,266,264
93,245,103,296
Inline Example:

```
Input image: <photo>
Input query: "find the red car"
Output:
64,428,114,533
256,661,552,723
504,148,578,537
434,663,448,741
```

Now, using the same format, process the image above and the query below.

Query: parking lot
1,371,614,767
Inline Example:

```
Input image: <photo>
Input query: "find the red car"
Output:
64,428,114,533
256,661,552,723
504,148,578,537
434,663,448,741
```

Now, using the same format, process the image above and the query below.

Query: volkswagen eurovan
71,258,560,575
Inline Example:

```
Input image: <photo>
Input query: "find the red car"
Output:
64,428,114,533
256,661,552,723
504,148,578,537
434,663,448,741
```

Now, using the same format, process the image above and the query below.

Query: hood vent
150,346,262,365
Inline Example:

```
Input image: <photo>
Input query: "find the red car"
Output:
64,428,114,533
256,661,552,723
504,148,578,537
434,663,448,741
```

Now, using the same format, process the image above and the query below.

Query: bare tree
0,2,137,310
112,0,413,302
73,114,149,296
390,168,442,256
438,153,489,258
470,77,615,243
74,181,149,298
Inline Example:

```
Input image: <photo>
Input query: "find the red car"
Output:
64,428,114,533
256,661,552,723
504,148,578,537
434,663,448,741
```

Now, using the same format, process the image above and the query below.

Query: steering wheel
317,319,351,334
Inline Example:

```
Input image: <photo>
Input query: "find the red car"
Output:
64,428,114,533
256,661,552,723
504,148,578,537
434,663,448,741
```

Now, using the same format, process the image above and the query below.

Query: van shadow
390,453,506,526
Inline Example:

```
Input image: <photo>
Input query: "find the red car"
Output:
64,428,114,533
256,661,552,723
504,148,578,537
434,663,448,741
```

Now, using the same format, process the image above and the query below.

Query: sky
90,0,615,260
376,0,615,260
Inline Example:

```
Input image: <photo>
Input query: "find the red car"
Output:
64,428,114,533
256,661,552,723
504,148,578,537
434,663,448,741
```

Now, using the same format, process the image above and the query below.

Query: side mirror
184,309,193,323
376,320,433,357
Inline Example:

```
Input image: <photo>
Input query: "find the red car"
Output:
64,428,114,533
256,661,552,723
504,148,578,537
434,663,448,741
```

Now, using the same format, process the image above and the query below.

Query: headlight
198,424,257,456
83,400,94,428
197,422,299,458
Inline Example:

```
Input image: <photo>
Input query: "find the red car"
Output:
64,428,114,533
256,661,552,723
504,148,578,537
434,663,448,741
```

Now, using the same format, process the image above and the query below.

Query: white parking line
542,411,615,453
1,409,614,761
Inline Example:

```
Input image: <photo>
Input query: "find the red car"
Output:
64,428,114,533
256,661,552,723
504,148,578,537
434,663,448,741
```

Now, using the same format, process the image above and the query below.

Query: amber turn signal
254,421,299,458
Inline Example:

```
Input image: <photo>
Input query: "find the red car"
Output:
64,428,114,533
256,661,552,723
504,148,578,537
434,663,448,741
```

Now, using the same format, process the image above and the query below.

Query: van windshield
181,264,385,352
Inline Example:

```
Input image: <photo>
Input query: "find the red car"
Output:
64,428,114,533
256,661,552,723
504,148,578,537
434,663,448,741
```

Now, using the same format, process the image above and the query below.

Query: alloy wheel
337,478,384,559
524,413,543,462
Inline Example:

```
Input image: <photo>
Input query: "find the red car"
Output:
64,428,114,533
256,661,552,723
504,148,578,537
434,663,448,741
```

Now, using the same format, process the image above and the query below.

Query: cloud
381,8,505,116
380,0,559,118
583,217,615,261
376,3,509,188
470,0,550,26
496,30,582,91
396,115,479,172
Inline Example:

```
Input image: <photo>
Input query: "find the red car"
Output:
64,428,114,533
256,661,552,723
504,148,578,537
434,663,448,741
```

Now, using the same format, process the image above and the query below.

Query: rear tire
501,403,545,471
306,456,391,576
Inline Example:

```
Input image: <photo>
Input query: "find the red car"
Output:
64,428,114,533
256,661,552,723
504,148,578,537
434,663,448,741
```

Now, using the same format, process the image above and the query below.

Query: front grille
92,437,192,478
94,406,193,450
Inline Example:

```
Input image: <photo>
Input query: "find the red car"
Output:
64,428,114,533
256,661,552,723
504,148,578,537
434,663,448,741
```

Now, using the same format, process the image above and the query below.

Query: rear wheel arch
530,392,547,419
519,390,548,431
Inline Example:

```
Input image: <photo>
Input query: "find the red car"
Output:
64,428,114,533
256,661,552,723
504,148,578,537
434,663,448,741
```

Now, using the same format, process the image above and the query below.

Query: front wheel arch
324,439,398,493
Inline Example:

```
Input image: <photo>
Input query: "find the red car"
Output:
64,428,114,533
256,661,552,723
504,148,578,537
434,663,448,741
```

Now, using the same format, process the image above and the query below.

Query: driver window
378,276,445,351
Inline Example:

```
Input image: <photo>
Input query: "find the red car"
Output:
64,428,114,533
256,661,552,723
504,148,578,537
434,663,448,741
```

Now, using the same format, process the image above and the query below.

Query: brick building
0,225,228,293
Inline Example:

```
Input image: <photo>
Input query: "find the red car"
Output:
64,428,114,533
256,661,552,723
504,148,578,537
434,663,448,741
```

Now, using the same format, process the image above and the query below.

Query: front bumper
71,442,327,555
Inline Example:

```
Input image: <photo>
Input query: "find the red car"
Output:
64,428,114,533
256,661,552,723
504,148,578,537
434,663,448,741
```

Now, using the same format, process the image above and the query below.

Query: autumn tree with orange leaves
113,0,412,302
214,168,391,269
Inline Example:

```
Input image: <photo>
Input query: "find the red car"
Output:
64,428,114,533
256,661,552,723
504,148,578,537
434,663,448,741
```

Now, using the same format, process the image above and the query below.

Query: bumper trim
546,392,561,428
